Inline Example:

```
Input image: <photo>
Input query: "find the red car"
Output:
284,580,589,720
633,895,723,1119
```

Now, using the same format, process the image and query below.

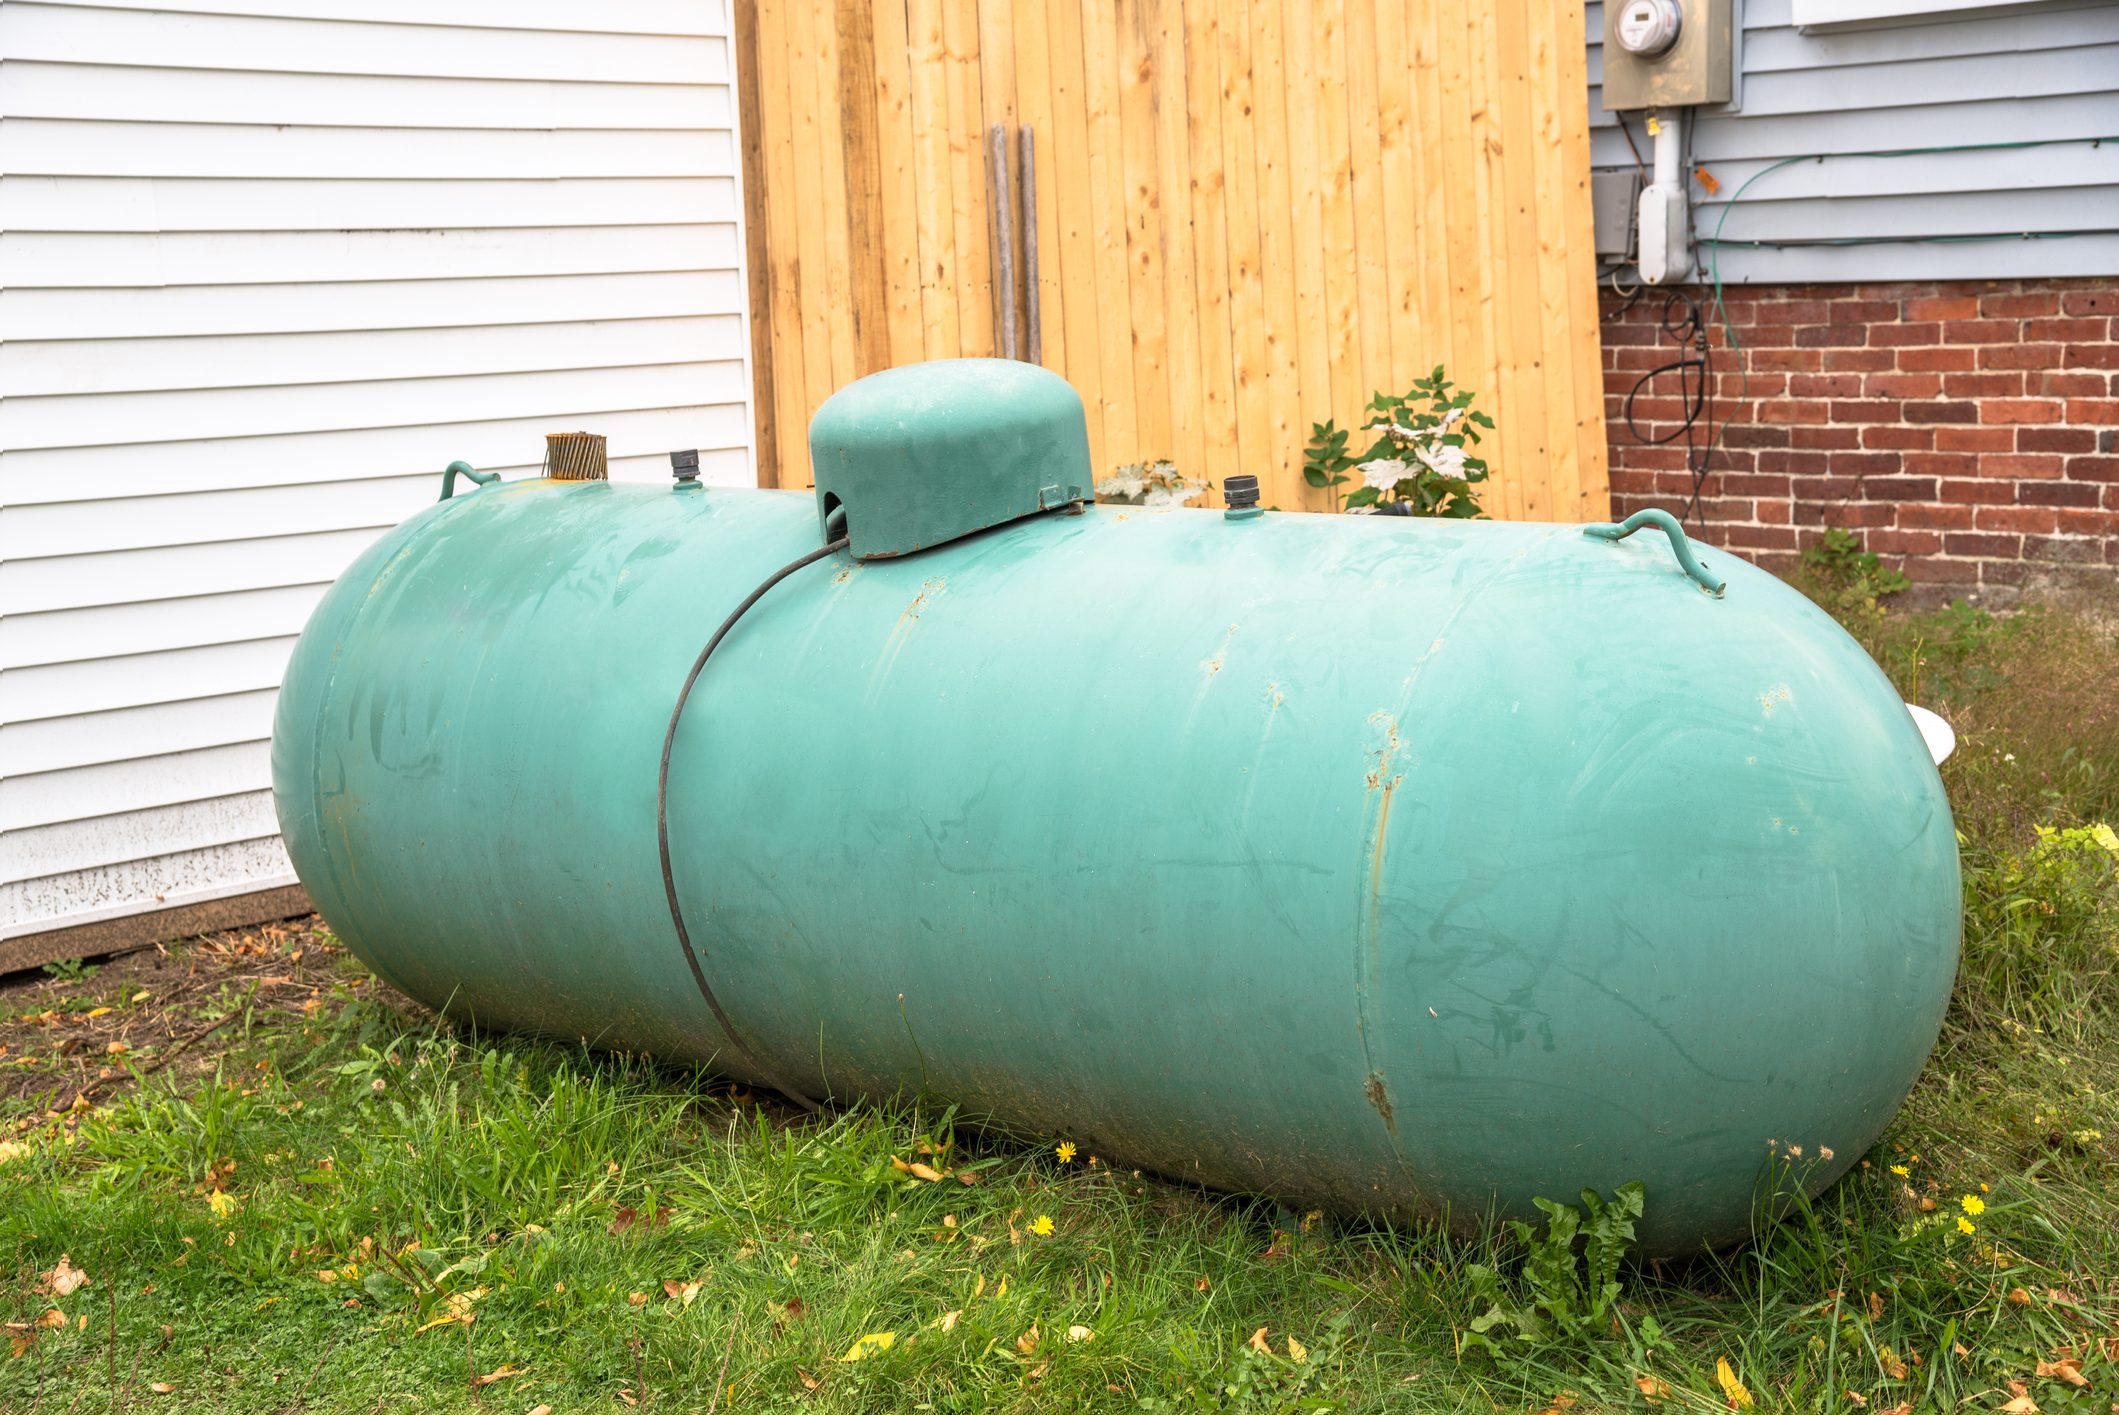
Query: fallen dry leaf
1716,1356,1754,1409
41,1256,89,1297
1028,1361,1049,1379
2007,1288,2032,1307
1635,1375,1672,1401
1247,1326,1271,1354
1285,1335,1306,1362
838,1331,896,1363
1016,1324,1040,1355
528,1407,553,1415
662,1279,701,1308
1194,1276,1210,1293
1067,1325,1095,1344
149,1382,175,1394
1876,1404,1911,1415
797,1367,820,1392
470,1365,525,1387
1868,1292,1886,1321
938,1310,961,1332
628,1291,648,1306
1999,1398,2037,1415
2034,1359,2087,1388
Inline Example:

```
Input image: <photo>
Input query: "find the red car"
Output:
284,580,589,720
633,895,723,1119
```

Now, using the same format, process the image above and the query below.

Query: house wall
1602,277,2118,602
1587,1,2119,595
0,0,757,952
1585,0,2119,285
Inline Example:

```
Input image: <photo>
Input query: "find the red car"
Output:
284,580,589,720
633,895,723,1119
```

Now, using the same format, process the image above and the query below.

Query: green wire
1695,134,2118,410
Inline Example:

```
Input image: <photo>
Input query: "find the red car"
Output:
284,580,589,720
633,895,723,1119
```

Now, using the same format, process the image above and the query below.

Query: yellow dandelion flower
1055,1141,1077,1164
1956,1216,1976,1235
1960,1194,1985,1216
1029,1214,1054,1237
1889,1164,1910,1177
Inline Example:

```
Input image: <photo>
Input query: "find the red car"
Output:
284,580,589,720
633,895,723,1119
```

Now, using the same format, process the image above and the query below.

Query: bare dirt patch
0,916,409,1136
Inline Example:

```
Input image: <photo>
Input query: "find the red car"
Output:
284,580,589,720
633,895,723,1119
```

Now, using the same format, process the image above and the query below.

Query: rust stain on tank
1364,1071,1396,1128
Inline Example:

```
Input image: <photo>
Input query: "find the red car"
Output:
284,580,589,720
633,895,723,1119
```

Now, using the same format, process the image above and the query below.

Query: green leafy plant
1796,527,1911,617
1461,1182,1645,1354
1095,459,1205,507
1303,366,1494,516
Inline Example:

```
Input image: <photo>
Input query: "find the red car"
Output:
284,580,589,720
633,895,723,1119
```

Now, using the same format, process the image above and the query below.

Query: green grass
6,579,2119,1413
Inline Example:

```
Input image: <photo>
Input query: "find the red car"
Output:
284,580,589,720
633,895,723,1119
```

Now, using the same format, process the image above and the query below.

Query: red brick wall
1600,278,2119,604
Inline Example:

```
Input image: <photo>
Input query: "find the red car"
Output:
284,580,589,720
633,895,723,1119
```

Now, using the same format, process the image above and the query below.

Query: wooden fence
737,0,1609,520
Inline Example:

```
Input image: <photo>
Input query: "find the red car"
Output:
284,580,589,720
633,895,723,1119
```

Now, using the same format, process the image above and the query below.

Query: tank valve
670,448,701,492
1223,475,1262,522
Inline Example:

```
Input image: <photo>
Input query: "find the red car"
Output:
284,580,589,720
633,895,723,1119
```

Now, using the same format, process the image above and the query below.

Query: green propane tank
272,359,1959,1256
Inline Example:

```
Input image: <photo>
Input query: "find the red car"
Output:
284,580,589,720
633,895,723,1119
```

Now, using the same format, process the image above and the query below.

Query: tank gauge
1614,0,1683,57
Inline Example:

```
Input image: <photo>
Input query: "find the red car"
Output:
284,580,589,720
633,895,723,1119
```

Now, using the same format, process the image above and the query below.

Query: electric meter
1613,0,1683,57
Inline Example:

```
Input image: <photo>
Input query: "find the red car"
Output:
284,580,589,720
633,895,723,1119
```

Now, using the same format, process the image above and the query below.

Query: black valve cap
1223,474,1260,509
670,448,700,482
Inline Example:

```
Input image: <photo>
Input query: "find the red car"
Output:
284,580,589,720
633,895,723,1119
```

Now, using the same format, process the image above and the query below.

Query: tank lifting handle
1583,508,1725,598
439,460,502,501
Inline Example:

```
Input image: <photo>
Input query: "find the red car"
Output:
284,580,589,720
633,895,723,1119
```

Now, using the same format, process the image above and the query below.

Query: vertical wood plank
905,0,962,360
811,0,861,396
977,0,1020,354
942,0,995,355
837,0,891,377
1043,0,1107,468
1310,0,1363,445
1217,0,1271,488
783,0,836,475
1116,0,1172,465
757,0,818,485
1340,0,1391,407
1180,0,1238,489
1408,0,1453,379
1247,0,1303,509
871,0,926,367
1079,0,1139,463
1492,0,1552,521
733,0,780,485
1010,0,1071,383
1466,0,1514,517
1549,0,1611,517
1371,0,1422,393
1434,0,1497,510
1280,0,1333,509
1150,0,1207,486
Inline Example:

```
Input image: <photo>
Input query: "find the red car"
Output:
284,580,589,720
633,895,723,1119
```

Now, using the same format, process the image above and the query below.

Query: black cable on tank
656,534,849,1113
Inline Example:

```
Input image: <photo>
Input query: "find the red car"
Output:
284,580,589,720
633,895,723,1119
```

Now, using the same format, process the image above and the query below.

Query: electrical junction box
1603,0,1734,110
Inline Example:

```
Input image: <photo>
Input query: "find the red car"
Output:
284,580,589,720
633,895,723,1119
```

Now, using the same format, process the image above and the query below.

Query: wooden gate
737,0,1609,520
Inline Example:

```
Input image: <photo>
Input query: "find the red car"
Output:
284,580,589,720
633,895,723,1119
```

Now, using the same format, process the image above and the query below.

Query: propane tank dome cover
808,358,1092,560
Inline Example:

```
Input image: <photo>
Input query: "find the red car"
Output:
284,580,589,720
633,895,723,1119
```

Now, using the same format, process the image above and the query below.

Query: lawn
5,556,2119,1414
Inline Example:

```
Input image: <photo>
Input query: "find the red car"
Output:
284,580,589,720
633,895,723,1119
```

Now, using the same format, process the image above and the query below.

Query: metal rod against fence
989,124,1018,361
1019,125,1040,366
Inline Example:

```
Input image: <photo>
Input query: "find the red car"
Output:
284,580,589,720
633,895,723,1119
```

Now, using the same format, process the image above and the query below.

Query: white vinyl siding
0,0,757,941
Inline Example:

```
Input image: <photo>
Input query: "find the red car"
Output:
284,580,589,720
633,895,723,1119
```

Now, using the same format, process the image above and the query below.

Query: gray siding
1586,0,2119,283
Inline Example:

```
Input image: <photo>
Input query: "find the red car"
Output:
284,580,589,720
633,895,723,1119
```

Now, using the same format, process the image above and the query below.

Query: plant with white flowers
1302,367,1494,517
1093,459,1206,508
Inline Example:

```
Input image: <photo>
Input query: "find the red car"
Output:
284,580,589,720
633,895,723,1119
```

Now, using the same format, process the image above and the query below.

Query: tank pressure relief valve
1223,474,1262,522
